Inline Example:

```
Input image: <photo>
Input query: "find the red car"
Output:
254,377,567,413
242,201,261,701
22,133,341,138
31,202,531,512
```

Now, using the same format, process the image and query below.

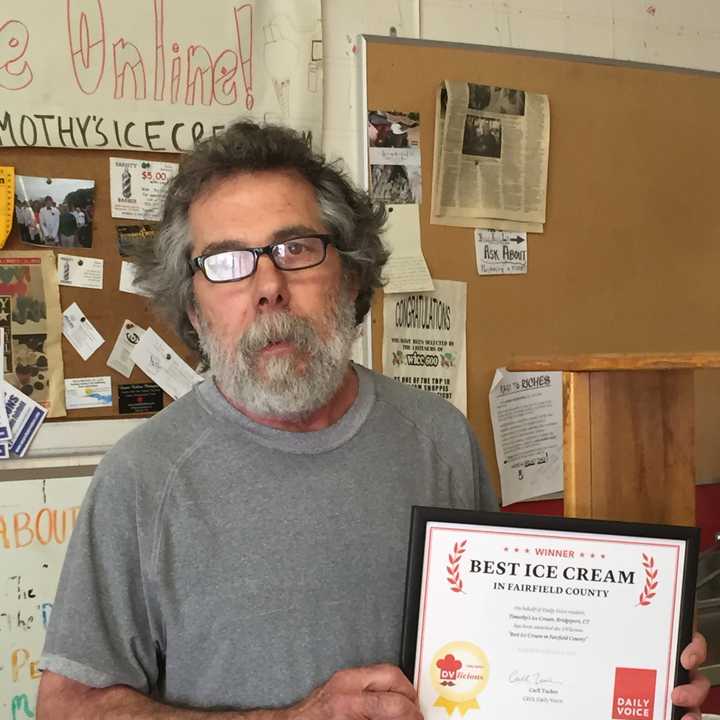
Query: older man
37,122,708,719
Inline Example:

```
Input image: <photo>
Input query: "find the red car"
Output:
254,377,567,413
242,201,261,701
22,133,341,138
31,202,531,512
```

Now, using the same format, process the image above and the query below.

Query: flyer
3,379,48,457
382,280,467,414
110,157,178,221
489,367,564,505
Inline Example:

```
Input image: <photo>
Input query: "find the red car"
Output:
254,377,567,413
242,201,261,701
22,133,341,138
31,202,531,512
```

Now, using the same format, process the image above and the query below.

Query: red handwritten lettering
185,44,213,106
234,4,253,110
66,0,106,94
0,19,33,90
113,37,147,99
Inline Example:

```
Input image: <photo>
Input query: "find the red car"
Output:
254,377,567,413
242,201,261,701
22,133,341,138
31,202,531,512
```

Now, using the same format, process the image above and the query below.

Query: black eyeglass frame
189,234,335,284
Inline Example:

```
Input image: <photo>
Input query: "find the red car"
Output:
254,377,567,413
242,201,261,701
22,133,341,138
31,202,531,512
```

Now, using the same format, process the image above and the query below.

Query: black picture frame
400,506,699,720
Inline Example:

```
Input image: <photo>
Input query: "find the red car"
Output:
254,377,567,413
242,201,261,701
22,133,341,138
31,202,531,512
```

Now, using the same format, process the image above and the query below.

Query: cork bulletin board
2,146,197,421
364,36,720,489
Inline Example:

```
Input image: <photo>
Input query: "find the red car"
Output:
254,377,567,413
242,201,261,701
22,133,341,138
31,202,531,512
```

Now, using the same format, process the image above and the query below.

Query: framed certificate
401,507,699,720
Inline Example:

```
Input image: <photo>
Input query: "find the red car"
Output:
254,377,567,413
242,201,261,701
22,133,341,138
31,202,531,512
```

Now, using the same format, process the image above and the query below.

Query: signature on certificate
509,670,563,686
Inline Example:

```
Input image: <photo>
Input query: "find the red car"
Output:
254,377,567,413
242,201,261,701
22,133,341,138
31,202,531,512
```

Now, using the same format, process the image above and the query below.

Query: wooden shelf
508,352,720,373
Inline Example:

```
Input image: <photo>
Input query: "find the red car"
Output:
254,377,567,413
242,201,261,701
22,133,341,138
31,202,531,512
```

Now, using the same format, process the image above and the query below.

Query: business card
118,382,164,414
130,328,202,400
107,319,145,377
65,376,113,409
62,302,105,360
57,254,104,289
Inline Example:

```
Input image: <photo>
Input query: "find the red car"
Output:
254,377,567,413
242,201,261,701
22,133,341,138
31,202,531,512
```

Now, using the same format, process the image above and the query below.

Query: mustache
236,311,320,356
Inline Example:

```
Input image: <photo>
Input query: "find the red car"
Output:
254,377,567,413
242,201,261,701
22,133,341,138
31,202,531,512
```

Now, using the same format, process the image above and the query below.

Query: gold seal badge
430,641,489,716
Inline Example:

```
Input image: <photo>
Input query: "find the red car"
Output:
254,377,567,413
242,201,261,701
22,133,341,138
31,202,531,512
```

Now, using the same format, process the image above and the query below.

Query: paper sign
489,367,564,505
474,229,528,275
107,320,145,378
383,205,434,294
57,254,104,289
62,303,105,360
382,280,467,414
64,376,113,409
130,328,203,400
110,157,178,221
3,380,48,457
119,260,150,296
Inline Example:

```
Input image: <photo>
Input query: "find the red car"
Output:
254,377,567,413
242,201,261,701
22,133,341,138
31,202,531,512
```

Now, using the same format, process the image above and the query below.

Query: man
58,203,78,247
37,122,708,718
15,199,30,242
22,199,40,243
39,195,60,244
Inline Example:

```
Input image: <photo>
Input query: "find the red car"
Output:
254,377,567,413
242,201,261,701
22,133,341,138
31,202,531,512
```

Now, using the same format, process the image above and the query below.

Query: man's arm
38,664,423,720
37,672,240,719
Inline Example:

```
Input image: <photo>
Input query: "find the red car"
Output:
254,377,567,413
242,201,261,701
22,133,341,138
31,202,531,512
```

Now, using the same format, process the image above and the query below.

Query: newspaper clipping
382,280,467,414
431,81,550,232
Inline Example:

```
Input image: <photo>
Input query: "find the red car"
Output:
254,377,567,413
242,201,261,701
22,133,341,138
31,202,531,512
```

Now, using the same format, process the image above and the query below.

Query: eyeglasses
190,235,334,283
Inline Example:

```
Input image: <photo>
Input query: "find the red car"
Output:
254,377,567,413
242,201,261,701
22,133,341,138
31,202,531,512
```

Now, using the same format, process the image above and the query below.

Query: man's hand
292,664,422,720
671,632,711,720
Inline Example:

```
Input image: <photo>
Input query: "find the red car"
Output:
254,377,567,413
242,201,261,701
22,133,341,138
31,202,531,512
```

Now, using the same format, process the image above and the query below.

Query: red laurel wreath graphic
637,553,658,606
446,540,467,593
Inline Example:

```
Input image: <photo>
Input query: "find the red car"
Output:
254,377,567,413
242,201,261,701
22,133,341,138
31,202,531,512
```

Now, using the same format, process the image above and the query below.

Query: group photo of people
14,175,96,248
467,83,526,116
462,115,503,158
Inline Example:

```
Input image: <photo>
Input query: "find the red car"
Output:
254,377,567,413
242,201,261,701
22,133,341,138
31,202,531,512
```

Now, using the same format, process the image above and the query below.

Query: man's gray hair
132,121,389,352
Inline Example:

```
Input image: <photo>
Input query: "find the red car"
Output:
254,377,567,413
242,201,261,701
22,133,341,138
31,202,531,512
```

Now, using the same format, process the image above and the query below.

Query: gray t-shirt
41,365,497,710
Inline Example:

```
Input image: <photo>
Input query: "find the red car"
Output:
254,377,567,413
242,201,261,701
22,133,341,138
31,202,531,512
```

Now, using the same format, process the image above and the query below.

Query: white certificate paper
406,511,696,720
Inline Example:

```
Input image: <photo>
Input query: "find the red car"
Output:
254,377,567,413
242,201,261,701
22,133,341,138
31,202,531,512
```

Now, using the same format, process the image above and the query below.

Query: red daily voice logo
612,667,657,719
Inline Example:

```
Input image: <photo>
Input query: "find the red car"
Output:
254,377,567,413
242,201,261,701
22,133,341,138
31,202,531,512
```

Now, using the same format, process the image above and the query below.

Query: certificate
401,508,699,720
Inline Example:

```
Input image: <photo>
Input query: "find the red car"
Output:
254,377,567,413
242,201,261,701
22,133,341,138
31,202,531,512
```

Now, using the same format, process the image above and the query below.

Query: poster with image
0,251,65,417
368,110,421,204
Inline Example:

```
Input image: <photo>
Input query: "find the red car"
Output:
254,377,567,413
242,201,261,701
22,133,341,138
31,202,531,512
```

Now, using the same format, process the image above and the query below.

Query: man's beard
196,292,358,421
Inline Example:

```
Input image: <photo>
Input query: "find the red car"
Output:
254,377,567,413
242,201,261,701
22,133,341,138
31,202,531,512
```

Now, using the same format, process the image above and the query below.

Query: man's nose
254,254,289,310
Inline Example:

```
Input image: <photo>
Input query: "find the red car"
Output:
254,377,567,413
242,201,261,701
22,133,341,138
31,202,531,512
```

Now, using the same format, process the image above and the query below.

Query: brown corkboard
2,146,197,421
365,37,720,492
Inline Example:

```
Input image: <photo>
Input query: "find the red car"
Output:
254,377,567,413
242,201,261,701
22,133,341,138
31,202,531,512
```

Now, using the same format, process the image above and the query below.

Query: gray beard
196,293,358,421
